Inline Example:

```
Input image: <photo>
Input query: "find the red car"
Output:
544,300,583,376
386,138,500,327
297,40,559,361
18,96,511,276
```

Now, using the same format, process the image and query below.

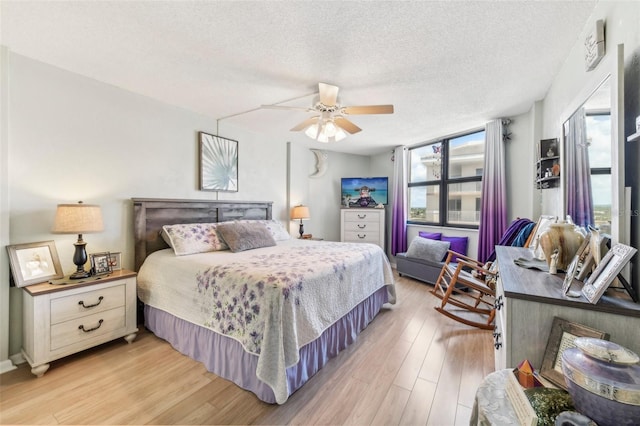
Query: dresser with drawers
21,270,138,377
340,208,385,250
493,246,640,372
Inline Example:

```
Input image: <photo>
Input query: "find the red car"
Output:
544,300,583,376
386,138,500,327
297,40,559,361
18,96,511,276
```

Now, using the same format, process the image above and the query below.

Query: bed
133,198,396,404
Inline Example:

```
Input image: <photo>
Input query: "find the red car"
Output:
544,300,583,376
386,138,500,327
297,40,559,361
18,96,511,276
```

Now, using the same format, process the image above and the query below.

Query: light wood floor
0,273,494,425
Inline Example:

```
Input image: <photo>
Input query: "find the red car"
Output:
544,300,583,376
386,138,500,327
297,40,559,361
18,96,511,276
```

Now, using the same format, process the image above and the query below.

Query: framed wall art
6,240,64,287
581,243,637,304
90,252,112,276
199,132,238,192
540,317,609,389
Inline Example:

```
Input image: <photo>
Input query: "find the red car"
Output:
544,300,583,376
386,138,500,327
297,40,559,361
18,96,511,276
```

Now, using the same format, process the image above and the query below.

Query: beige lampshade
52,202,104,234
290,205,310,220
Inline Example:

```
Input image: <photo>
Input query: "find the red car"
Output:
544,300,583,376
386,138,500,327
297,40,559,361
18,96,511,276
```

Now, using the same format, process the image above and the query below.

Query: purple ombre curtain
565,108,594,228
391,146,408,255
477,120,508,263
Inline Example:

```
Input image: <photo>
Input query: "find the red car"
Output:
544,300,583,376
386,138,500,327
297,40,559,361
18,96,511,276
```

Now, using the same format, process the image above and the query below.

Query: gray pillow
217,222,276,253
405,236,450,262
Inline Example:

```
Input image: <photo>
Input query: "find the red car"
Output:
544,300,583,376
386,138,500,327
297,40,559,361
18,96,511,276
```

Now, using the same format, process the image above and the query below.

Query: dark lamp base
69,270,91,280
71,238,90,279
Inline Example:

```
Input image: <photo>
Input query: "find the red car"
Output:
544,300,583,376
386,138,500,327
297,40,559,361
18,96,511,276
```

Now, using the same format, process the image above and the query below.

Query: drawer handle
79,319,104,333
357,234,366,239
494,295,503,311
357,224,367,229
493,324,502,349
78,296,104,309
357,214,367,219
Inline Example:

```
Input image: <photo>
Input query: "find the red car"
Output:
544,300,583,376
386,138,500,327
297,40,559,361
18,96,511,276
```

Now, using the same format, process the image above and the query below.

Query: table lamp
290,205,310,238
52,201,104,279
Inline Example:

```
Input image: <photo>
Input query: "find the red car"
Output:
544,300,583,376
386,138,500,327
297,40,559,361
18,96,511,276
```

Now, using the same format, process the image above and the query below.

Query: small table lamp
52,201,104,279
290,205,310,238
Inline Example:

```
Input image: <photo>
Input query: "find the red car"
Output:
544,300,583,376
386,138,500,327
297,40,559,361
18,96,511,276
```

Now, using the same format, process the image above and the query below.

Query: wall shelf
536,139,560,189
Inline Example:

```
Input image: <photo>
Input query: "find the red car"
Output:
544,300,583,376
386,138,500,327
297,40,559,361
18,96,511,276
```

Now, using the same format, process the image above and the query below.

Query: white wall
541,1,640,217
3,53,293,358
3,0,639,370
0,47,16,373
506,109,537,222
540,1,640,294
1,53,386,361
298,145,372,242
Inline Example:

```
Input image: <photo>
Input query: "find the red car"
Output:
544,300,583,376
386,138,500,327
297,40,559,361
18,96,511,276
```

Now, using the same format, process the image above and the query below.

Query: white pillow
405,236,450,263
161,223,229,255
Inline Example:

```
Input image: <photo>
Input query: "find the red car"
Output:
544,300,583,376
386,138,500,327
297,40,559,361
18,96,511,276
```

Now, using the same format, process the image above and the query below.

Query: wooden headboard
132,198,273,271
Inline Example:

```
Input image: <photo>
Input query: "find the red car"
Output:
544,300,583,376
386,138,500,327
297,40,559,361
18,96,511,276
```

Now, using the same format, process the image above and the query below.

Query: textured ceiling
1,1,598,155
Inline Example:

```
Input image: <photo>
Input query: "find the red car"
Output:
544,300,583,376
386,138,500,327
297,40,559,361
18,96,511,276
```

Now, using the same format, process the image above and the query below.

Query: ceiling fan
261,83,394,143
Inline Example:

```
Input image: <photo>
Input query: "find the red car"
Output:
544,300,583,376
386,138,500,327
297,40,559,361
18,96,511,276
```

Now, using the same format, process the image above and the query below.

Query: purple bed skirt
144,286,389,404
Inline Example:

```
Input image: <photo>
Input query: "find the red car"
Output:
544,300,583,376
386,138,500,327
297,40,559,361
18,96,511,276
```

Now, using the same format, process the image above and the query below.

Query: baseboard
10,351,25,365
0,359,16,374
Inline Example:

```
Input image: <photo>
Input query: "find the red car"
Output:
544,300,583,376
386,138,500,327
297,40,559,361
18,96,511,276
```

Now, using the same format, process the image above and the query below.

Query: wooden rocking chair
431,250,498,330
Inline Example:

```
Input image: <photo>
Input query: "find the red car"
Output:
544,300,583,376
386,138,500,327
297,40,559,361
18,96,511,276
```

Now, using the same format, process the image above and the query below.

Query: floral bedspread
137,239,395,403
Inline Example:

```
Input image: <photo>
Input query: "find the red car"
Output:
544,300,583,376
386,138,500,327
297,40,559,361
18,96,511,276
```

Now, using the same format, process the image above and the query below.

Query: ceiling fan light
304,121,346,143
305,123,321,139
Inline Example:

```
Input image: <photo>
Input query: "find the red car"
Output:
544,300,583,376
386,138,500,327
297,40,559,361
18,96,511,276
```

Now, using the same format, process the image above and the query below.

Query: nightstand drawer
50,284,125,324
51,307,126,351
344,231,380,243
22,270,138,377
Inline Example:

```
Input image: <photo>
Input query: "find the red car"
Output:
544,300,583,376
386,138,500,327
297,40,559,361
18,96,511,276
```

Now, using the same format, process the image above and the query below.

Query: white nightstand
21,270,138,377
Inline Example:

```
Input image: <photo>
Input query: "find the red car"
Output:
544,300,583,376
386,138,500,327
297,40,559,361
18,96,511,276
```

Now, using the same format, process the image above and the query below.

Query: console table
493,246,640,371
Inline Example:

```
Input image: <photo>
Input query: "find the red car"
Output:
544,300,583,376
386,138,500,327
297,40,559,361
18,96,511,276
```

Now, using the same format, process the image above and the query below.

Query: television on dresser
341,176,389,208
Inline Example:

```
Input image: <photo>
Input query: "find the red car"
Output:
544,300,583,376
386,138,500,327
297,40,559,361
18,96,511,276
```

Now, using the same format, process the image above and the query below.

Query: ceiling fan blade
334,116,362,134
342,105,394,115
290,116,319,132
261,105,312,112
318,83,339,107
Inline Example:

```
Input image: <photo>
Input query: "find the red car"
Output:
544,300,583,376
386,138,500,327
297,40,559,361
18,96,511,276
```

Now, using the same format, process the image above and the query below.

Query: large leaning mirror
561,44,626,247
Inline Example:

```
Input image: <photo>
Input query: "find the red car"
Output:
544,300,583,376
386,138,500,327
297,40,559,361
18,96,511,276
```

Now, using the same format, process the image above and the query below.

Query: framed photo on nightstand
6,240,64,287
90,252,112,276
108,252,122,271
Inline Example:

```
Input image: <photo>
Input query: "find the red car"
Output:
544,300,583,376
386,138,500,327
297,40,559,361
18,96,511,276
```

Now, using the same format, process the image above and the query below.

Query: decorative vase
561,337,640,426
538,222,584,271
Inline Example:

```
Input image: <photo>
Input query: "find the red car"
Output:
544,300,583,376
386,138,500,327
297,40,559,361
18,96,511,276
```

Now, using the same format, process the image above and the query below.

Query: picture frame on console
526,215,556,258
562,234,591,296
581,243,637,304
6,240,64,287
540,317,609,389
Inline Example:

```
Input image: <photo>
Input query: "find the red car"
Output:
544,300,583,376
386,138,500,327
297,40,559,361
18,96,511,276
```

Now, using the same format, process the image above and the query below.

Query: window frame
408,128,485,229
585,111,612,230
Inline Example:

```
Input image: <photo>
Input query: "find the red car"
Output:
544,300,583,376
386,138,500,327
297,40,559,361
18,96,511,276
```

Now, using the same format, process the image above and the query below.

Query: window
586,113,611,234
408,129,485,227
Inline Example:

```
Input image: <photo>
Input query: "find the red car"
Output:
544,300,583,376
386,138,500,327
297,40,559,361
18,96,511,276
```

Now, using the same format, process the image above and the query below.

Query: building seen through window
585,113,612,234
409,130,485,227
